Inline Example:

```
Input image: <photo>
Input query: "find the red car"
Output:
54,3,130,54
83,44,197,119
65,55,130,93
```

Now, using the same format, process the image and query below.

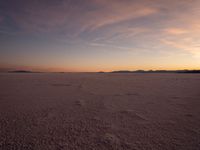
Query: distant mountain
8,70,34,73
111,70,200,74
111,70,132,73
177,70,200,73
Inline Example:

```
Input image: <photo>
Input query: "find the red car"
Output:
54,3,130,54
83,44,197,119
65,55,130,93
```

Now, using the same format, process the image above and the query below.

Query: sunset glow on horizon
0,0,200,72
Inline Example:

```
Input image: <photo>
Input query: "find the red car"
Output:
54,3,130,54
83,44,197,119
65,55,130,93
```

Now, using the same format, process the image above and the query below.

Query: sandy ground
0,73,200,150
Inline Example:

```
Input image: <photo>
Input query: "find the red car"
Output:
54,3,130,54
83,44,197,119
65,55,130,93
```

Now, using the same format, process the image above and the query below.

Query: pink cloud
164,28,188,35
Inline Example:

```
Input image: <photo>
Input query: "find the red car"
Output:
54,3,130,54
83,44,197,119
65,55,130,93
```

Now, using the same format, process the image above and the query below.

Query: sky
0,0,200,72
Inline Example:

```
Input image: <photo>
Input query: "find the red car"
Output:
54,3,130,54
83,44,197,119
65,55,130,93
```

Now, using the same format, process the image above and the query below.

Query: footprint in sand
75,99,85,107
185,113,193,117
125,93,140,96
43,108,57,119
172,96,180,99
52,83,71,87
102,133,120,145
118,110,148,123
101,133,131,149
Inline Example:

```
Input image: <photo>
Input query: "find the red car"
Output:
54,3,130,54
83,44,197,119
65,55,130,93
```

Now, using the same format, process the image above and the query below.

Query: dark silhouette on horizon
0,69,199,74
111,70,200,74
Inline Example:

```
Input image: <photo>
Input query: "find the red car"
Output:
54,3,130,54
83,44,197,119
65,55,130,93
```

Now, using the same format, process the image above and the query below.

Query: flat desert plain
0,73,200,150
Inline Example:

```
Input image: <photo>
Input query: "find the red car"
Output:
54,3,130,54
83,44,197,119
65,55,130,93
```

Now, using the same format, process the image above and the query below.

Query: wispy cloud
0,0,158,34
89,42,132,51
84,2,157,31
164,28,188,35
91,27,150,44
161,38,200,56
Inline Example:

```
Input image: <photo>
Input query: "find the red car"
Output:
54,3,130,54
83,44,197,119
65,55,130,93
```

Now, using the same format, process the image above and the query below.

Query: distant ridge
1,69,200,74
111,70,200,74
8,70,36,73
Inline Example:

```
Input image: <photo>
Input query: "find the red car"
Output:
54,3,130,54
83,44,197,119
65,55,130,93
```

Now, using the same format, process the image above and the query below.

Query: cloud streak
0,0,158,33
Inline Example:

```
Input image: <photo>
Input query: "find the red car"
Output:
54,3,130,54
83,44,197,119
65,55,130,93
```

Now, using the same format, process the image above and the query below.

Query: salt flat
0,73,200,150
